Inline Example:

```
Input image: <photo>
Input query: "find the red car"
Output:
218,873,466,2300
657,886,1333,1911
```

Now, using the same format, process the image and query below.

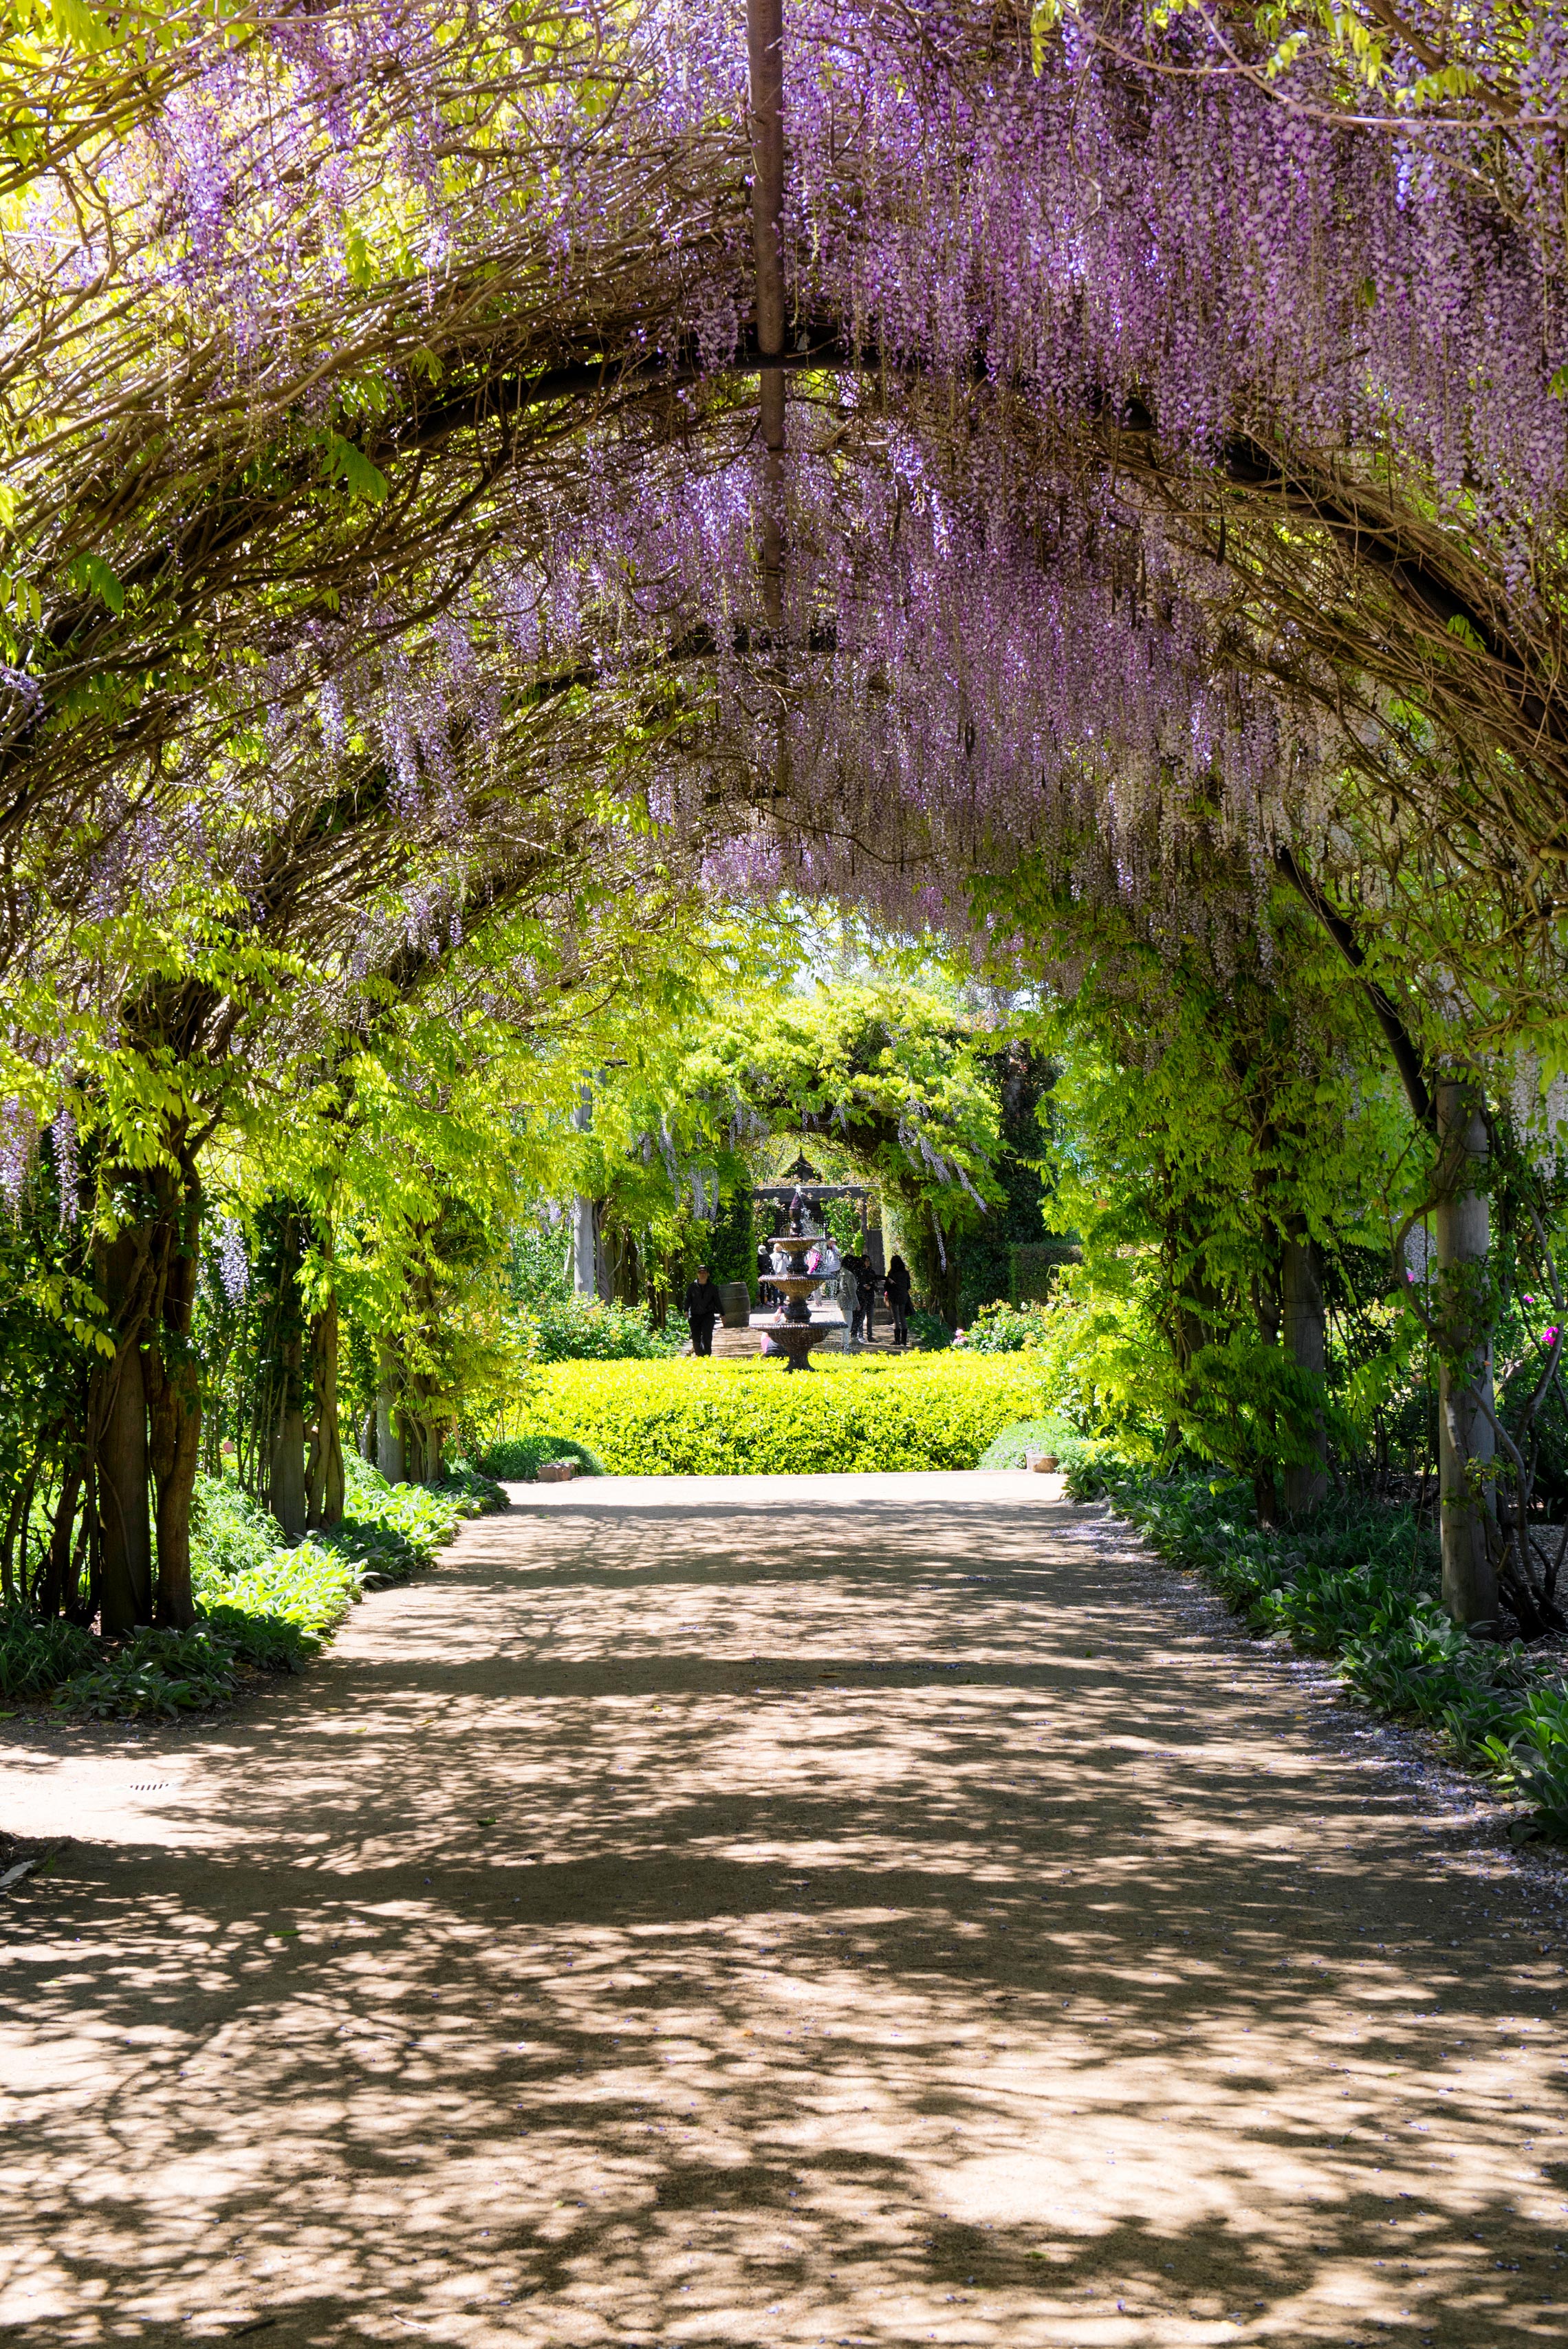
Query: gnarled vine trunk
36,1455,85,1620
144,1164,204,1627
261,1209,308,1541
402,1406,443,1486
91,1154,206,1631
1432,1077,1498,1630
375,1346,406,1484
604,1222,640,1307
305,1297,345,1528
96,1228,152,1636
902,1197,959,1325
1281,1235,1328,1517
269,1344,308,1541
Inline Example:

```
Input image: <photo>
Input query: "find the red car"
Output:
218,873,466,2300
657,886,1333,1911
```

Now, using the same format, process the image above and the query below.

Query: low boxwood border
490,1354,1063,1475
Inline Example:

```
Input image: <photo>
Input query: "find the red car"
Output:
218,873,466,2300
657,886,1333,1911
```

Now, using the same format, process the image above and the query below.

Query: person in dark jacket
755,1238,774,1310
844,1251,873,1341
884,1253,912,1347
683,1264,723,1356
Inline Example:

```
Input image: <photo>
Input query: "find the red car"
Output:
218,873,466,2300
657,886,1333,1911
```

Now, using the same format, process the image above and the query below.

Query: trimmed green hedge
488,1354,1062,1475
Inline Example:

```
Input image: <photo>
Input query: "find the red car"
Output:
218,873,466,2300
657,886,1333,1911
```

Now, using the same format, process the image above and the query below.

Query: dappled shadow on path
3,1486,1568,2346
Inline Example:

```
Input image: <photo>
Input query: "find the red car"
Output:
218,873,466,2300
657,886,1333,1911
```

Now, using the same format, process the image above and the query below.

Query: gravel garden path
3,1471,1568,2348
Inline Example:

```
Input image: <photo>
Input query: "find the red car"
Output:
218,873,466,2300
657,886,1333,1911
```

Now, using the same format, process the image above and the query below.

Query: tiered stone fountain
762,1187,834,1371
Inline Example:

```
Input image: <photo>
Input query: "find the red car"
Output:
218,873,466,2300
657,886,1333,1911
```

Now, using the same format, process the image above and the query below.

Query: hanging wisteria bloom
215,1217,250,1306
0,1099,36,1216
50,1110,78,1226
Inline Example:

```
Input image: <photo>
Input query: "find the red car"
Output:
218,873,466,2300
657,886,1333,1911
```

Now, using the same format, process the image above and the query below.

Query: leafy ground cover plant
0,1608,96,1700
492,1354,1060,1475
56,1626,255,1721
481,1434,607,1480
1484,1692,1568,1839
521,1297,682,1363
0,1461,505,1721
434,1460,512,1512
957,1301,1058,1354
322,1453,502,1582
1076,1460,1568,1836
974,1416,1111,1474
906,1309,953,1351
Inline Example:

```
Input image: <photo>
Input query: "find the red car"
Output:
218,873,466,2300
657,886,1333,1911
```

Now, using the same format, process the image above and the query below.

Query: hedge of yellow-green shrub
486,1352,1063,1475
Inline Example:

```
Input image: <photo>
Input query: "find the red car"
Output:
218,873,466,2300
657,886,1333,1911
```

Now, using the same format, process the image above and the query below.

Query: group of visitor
721,1240,913,1349
684,1226,916,1356
836,1247,911,1345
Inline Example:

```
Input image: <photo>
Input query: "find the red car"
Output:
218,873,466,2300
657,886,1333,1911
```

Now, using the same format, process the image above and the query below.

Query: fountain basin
763,1320,833,1372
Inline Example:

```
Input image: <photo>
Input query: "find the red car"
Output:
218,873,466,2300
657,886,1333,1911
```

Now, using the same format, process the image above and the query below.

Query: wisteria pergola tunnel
3,3,1568,1634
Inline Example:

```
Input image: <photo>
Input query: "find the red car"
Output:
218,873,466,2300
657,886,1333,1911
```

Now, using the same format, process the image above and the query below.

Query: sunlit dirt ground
3,1470,1568,2348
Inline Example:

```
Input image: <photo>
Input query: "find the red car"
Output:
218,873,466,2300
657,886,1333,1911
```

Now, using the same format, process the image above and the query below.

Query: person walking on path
848,1252,876,1343
755,1239,774,1310
840,1249,864,1343
884,1253,912,1347
683,1264,724,1356
842,1251,867,1341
